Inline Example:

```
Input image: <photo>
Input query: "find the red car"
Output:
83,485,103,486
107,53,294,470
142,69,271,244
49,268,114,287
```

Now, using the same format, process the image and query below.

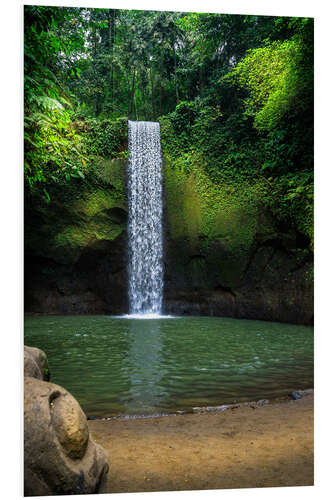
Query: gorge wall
25,121,313,325
162,159,313,324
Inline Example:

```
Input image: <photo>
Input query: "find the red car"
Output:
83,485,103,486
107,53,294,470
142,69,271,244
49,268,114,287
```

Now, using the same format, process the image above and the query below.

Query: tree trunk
199,63,203,99
93,26,100,117
128,69,136,118
149,66,155,119
141,78,146,120
173,44,179,104
108,10,116,112
159,83,163,117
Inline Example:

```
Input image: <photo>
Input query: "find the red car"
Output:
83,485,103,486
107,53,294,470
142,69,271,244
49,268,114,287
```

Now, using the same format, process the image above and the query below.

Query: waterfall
127,121,164,315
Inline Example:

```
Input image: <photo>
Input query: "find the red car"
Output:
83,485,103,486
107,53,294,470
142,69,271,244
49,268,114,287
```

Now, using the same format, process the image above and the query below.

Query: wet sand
88,392,314,493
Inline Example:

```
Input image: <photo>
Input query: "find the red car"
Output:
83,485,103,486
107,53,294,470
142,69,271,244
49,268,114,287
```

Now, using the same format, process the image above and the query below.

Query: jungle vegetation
24,6,314,248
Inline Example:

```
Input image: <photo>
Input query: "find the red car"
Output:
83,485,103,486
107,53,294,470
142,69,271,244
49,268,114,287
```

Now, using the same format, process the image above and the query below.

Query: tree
24,5,87,191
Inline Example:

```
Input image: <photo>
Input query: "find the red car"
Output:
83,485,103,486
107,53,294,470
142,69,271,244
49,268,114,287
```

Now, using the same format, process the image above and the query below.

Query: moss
164,156,277,287
25,160,128,265
93,158,127,191
165,157,269,250
164,159,187,240
294,195,314,251
72,189,126,218
54,214,123,247
54,225,93,251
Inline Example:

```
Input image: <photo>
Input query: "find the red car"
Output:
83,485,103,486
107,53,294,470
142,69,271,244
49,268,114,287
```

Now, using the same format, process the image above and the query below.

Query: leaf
43,188,51,201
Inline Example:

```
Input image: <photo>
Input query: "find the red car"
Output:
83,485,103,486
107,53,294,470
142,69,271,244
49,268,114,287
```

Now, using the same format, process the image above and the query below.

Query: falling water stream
127,121,164,316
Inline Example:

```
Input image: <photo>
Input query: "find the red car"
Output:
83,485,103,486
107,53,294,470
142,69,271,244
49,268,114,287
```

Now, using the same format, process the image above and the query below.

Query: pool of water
24,315,313,417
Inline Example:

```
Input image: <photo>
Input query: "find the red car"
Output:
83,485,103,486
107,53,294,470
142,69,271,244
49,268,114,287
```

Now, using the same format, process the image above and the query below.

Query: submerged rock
24,376,109,496
289,391,302,400
256,399,270,406
24,345,50,381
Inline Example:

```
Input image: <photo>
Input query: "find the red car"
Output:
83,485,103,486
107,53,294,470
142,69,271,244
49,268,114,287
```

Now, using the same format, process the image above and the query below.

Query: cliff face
25,156,313,324
25,159,129,315
163,235,313,324
162,160,313,325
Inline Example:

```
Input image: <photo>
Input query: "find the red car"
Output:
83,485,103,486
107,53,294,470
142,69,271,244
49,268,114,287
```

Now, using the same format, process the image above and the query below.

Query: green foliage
24,95,86,187
24,6,88,192
225,39,303,131
261,171,314,249
80,117,128,158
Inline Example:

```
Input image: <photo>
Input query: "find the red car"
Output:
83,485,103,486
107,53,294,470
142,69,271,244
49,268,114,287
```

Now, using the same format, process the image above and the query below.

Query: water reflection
125,319,167,414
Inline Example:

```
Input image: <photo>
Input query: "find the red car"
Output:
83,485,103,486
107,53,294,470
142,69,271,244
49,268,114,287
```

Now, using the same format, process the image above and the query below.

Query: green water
24,315,313,417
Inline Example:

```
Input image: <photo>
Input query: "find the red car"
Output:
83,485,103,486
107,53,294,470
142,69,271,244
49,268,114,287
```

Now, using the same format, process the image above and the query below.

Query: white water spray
127,121,164,315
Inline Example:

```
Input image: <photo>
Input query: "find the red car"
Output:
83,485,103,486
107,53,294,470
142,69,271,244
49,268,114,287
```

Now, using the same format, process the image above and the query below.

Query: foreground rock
24,345,50,381
24,376,109,496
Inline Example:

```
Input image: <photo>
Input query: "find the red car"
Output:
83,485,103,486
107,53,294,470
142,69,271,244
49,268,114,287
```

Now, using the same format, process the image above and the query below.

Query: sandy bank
88,391,314,493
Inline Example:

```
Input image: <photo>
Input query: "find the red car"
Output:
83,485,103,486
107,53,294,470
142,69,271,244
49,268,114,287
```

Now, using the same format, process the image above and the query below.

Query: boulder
24,376,109,496
24,345,50,381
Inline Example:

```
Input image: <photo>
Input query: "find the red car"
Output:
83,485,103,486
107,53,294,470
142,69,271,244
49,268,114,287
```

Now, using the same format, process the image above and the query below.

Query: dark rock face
163,239,313,325
25,227,312,324
25,234,128,315
24,376,109,496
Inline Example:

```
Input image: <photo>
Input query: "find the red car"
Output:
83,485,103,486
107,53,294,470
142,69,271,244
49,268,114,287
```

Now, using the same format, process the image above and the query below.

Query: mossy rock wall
25,123,313,324
25,158,129,315
163,158,313,324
